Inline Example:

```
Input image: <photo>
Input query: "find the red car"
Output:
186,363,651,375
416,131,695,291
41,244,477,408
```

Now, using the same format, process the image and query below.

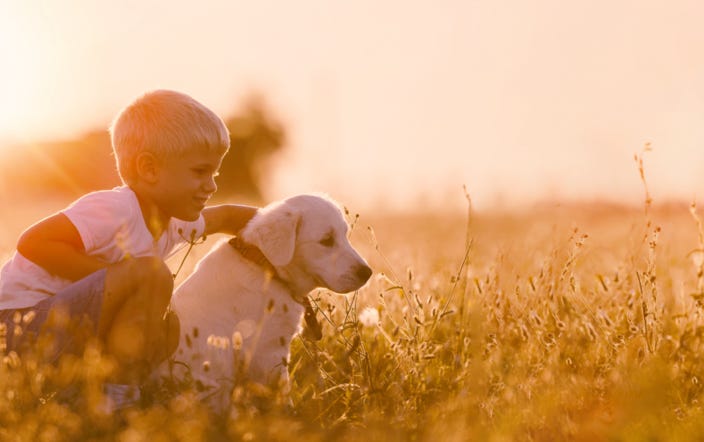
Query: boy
0,90,257,386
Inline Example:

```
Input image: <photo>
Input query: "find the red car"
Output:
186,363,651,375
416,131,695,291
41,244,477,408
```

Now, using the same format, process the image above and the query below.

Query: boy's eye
193,168,219,177
319,234,335,248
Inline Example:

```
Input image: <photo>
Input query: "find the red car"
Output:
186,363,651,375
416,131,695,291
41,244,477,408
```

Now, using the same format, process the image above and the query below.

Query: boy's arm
202,204,258,236
17,213,108,281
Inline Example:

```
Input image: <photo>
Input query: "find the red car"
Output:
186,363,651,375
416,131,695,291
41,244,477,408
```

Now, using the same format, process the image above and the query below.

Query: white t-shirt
0,186,205,310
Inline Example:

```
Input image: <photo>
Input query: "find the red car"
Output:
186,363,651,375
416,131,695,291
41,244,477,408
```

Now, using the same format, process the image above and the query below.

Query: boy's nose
203,176,217,193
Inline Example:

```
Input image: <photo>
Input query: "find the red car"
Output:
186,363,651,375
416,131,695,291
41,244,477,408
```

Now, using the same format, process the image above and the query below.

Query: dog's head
240,194,372,294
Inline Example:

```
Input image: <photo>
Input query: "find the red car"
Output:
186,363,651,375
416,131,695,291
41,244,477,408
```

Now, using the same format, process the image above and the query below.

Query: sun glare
0,5,52,145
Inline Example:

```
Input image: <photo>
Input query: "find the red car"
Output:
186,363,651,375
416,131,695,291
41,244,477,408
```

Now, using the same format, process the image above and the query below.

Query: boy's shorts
0,269,106,363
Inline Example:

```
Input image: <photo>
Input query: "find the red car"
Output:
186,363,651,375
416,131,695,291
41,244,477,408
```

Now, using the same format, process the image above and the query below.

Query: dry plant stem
462,184,473,252
429,240,472,337
688,202,704,296
636,272,654,354
430,186,473,336
633,144,659,354
634,144,653,219
367,226,418,320
172,229,206,280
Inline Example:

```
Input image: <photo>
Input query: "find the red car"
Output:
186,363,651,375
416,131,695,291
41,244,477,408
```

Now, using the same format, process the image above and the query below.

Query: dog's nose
355,264,372,283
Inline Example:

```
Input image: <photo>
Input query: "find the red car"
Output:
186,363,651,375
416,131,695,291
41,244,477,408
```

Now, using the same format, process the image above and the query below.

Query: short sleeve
62,189,132,253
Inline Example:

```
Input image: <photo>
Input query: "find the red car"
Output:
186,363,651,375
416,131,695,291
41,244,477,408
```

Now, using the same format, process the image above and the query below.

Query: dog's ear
242,208,300,266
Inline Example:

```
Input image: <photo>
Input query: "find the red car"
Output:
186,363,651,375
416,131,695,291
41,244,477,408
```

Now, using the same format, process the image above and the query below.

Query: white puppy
157,194,372,410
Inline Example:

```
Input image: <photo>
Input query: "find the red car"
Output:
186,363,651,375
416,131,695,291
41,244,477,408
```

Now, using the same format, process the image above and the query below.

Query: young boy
0,90,257,384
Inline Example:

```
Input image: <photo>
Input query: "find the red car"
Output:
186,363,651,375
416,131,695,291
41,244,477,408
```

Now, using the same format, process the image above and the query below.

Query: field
3,192,704,441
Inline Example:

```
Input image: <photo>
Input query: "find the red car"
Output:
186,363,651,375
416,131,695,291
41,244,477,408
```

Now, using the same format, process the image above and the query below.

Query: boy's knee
107,256,173,295
128,256,173,285
102,256,174,330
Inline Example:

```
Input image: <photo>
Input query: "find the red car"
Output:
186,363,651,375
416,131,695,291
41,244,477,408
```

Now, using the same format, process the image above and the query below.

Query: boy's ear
135,152,159,183
241,208,300,267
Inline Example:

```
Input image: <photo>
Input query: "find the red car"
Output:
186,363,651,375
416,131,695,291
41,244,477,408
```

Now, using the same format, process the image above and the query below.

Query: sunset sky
1,0,704,211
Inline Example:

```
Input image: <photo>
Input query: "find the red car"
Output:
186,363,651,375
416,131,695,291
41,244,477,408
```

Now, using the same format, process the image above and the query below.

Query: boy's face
151,149,225,221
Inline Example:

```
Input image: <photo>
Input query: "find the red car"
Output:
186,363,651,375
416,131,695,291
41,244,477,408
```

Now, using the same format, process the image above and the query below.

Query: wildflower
235,319,256,339
22,310,35,325
207,334,230,350
232,331,243,350
3,351,20,369
358,307,380,327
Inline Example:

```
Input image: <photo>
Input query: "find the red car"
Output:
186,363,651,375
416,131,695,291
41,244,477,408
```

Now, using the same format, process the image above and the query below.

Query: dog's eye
320,235,335,248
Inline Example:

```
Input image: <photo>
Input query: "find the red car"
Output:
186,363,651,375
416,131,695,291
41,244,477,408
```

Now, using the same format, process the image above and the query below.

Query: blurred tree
0,93,286,202
219,94,286,201
0,131,119,199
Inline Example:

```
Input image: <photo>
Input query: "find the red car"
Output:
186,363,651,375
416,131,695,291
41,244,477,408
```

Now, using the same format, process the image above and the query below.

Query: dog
157,194,372,410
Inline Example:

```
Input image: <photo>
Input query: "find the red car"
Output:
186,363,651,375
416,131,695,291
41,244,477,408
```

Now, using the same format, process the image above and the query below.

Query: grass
4,186,704,440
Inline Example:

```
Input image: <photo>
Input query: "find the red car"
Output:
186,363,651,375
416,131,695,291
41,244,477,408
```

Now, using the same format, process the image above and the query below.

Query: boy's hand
202,204,258,236
17,213,108,281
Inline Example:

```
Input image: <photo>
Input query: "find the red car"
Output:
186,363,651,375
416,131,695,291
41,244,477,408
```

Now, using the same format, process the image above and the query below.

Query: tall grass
4,175,704,439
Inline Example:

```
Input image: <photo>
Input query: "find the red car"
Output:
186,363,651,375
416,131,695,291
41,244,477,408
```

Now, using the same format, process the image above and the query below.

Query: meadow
3,185,704,441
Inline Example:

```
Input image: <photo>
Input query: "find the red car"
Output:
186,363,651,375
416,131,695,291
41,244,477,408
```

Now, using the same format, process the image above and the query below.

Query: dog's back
159,241,305,407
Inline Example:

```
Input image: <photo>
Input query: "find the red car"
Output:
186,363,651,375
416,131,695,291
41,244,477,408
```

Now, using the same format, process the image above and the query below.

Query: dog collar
228,236,275,274
228,236,323,341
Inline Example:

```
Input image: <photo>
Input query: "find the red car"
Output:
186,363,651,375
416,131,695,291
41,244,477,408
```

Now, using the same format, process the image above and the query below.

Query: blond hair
109,90,230,184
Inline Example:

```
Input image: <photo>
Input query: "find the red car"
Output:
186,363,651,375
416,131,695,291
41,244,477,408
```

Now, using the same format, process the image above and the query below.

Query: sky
1,0,704,211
